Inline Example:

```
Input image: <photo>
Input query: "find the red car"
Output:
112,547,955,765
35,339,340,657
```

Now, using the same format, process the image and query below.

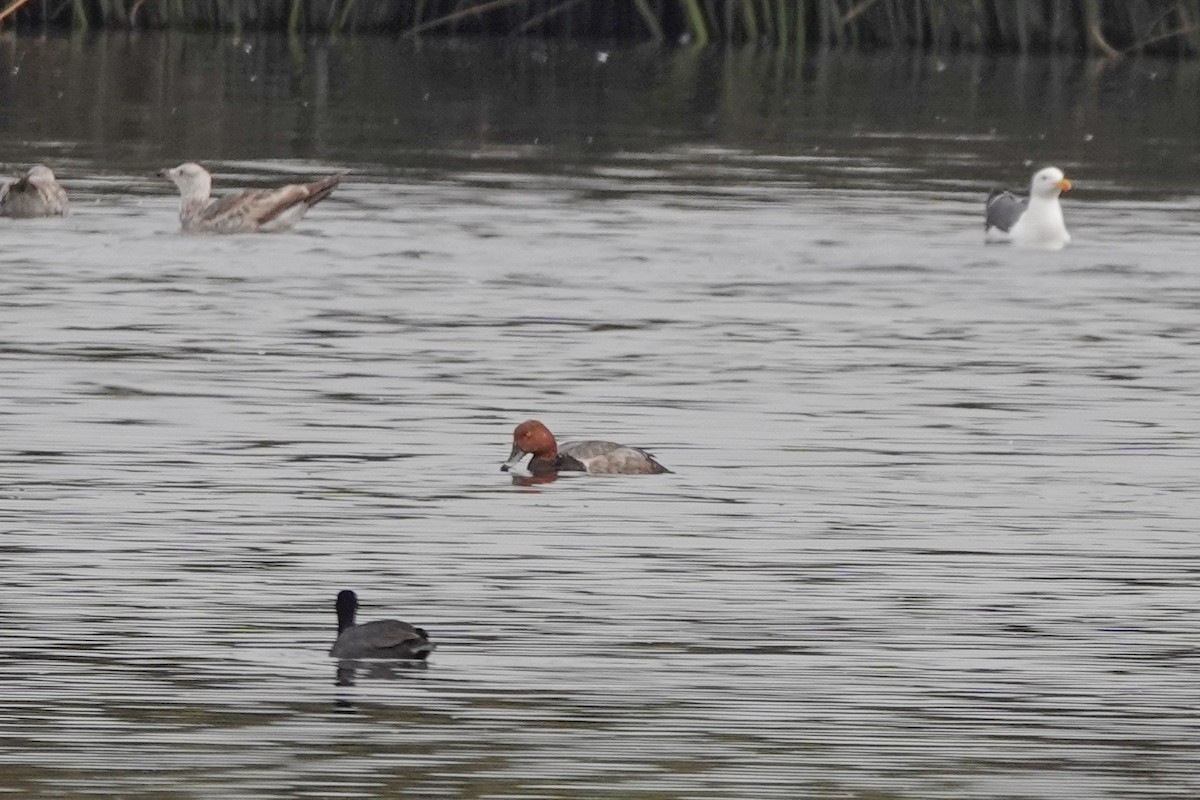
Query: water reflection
509,472,561,486
335,659,429,688
0,34,1197,196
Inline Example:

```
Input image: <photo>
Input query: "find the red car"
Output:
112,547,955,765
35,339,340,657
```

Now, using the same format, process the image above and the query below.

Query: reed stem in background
0,1,1196,57
679,0,709,44
632,0,665,40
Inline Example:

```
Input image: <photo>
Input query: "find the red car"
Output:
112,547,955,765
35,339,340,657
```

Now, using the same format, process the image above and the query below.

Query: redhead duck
500,419,671,476
985,166,1072,250
329,590,434,660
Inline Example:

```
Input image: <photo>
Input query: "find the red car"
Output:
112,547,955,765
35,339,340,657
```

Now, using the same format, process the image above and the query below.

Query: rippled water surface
2,34,1199,799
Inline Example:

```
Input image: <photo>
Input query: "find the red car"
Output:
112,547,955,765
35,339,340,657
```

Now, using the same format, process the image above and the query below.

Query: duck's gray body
556,440,671,474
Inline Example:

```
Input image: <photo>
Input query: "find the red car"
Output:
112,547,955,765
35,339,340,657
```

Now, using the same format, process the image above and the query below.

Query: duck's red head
501,419,558,471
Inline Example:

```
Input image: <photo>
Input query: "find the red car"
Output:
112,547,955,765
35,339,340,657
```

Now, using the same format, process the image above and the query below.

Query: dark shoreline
1,1,1197,57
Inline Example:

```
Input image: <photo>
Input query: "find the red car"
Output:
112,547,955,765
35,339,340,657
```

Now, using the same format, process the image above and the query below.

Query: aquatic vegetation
1,0,1198,55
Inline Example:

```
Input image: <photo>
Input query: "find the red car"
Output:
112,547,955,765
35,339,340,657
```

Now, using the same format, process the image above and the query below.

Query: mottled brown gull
159,162,342,234
985,166,1072,250
0,165,68,218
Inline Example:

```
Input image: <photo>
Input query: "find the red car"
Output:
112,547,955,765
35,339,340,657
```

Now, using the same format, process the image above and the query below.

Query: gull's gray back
985,189,1026,232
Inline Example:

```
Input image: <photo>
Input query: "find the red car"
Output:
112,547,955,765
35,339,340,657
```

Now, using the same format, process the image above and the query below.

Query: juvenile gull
329,590,434,660
985,166,1072,250
159,162,341,233
0,165,68,217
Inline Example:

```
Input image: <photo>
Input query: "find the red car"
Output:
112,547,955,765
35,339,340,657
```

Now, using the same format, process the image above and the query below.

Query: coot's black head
336,590,359,632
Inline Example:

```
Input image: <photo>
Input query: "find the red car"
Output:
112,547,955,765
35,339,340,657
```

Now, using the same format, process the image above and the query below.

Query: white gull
985,166,1072,250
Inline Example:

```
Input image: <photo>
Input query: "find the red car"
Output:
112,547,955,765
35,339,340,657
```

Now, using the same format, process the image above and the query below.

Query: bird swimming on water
329,589,434,661
159,162,341,233
501,419,672,476
984,166,1072,250
0,165,68,218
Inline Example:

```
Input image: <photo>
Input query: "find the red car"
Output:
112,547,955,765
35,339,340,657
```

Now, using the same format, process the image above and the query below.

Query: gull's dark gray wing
985,189,1026,232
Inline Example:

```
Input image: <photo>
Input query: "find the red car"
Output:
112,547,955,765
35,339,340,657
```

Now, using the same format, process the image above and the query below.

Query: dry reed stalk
514,0,588,33
405,0,530,36
0,0,36,26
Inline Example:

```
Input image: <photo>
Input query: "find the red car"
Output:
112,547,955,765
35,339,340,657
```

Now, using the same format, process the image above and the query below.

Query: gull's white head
26,165,57,183
160,162,212,199
1030,166,1071,199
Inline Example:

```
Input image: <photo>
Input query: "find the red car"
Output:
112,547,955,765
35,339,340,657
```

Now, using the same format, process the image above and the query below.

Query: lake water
1,33,1199,799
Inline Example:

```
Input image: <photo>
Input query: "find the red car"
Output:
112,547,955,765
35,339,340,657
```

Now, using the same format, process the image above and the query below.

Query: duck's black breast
526,453,586,474
555,453,588,472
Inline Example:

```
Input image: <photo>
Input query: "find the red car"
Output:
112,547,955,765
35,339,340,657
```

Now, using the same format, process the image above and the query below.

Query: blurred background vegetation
0,0,1197,55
